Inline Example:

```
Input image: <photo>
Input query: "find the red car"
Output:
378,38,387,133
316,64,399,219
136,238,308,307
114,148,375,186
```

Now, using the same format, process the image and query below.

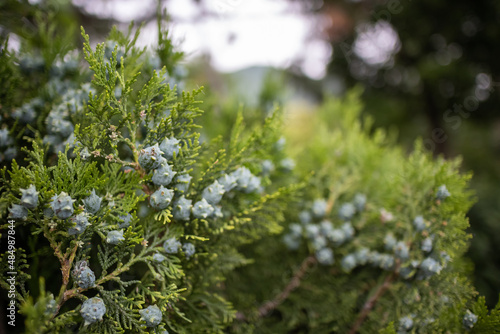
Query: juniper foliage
0,4,499,334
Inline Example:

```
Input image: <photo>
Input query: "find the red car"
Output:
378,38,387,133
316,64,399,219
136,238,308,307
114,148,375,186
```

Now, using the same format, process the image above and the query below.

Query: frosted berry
311,199,327,218
175,173,192,193
384,233,397,251
80,147,91,160
9,204,28,219
80,297,106,326
150,186,174,210
118,213,132,229
341,254,357,272
305,224,320,240
211,205,223,218
245,175,262,193
50,192,75,219
316,248,334,265
299,210,312,225
232,167,253,191
462,309,478,330
280,158,295,171
202,180,225,205
421,237,433,253
152,162,176,186
74,266,95,289
275,137,286,151
68,213,90,236
398,316,414,332
19,185,39,209
394,241,409,260
183,243,196,258
46,110,74,137
289,223,303,237
3,147,17,161
163,238,182,254
261,159,275,175
312,235,328,250
338,203,355,221
353,193,367,211
192,198,214,219
153,253,166,263
355,248,370,265
139,305,162,327
368,251,382,267
283,234,301,250
319,220,334,235
419,257,442,279
341,222,355,240
138,144,164,170
0,128,13,147
218,174,237,192
436,184,451,200
173,196,192,221
413,215,426,231
44,295,57,316
106,230,125,244
83,189,102,214
159,137,181,159
379,254,395,270
327,229,345,247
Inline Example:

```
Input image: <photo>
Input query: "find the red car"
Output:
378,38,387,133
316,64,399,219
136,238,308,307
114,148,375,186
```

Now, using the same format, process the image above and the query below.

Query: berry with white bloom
83,189,102,214
419,257,442,279
152,162,176,186
384,233,397,251
80,147,91,160
312,235,328,250
338,203,356,221
74,266,95,289
312,199,327,218
218,174,237,192
118,213,133,229
81,297,106,326
106,230,124,244
299,210,312,225
173,196,192,221
436,184,451,200
413,215,426,231
421,237,433,253
353,193,367,211
462,309,478,330
138,144,164,170
163,238,182,254
327,229,346,247
261,159,275,175
192,198,214,219
0,128,13,147
305,224,321,240
9,204,28,219
150,186,174,210
283,234,301,250
50,192,75,219
139,305,162,327
341,222,355,240
183,243,196,258
289,223,303,237
398,316,414,332
379,254,395,270
394,241,410,260
356,248,370,265
202,180,225,205
175,173,192,193
316,248,334,265
319,220,334,235
20,185,39,209
159,137,181,159
153,253,166,263
280,158,295,171
341,254,357,272
68,213,90,236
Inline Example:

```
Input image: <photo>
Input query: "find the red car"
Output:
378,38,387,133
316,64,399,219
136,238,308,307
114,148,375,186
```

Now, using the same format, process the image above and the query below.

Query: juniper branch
236,255,318,321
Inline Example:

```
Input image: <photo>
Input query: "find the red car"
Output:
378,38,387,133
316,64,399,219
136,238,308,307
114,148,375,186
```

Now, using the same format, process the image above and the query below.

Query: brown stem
348,267,399,334
236,255,317,321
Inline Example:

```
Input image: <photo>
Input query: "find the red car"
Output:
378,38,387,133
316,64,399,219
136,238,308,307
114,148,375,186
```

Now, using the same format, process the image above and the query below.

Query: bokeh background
2,0,500,307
